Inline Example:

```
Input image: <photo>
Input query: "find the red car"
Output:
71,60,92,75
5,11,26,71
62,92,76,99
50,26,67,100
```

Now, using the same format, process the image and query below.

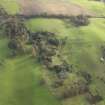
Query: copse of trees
4,16,29,40
8,39,18,49
30,31,59,58
77,71,92,85
50,62,72,80
86,84,103,104
30,31,71,72
55,73,88,99
86,93,103,104
0,6,8,21
30,31,96,101
70,15,90,27
63,15,90,28
8,38,27,56
0,6,9,30
0,7,29,55
4,17,30,55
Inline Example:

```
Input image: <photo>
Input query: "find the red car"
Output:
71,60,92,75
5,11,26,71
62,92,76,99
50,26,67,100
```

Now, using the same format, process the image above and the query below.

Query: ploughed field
18,0,92,16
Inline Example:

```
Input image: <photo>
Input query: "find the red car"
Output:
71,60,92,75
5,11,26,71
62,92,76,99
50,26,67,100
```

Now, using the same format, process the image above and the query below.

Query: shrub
0,6,8,20
38,78,46,86
55,73,88,99
77,71,92,84
8,40,18,50
86,84,103,104
48,38,60,46
4,16,29,41
70,15,90,26
86,93,103,104
8,38,26,56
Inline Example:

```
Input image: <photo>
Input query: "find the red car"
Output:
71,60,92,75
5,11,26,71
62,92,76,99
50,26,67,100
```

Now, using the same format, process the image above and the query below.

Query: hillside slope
0,38,61,105
25,18,105,105
0,0,105,105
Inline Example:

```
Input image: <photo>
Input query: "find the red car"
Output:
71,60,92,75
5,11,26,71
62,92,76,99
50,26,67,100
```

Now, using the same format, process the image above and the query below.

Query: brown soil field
18,0,92,17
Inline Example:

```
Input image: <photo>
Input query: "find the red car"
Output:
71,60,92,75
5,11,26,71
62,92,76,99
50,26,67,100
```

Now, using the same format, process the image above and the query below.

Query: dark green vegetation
0,0,105,105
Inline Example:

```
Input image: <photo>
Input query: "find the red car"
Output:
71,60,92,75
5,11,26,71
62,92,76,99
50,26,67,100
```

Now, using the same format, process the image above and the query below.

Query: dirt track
18,0,92,17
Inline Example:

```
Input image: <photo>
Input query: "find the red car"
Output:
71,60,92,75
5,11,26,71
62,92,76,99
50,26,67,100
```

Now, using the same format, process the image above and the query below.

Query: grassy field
25,17,105,105
71,0,105,16
0,0,19,14
1,0,105,105
0,37,61,105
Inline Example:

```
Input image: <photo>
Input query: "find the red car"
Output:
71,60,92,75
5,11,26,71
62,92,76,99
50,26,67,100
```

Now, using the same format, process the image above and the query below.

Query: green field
0,37,61,105
0,0,19,14
71,0,105,16
0,0,105,105
25,18,105,105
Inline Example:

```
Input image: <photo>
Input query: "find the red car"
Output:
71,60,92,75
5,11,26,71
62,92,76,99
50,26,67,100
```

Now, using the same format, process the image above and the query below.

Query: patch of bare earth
18,0,92,17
